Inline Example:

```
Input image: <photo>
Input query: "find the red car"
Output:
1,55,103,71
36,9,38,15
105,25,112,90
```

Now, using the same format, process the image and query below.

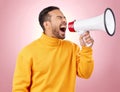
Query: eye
57,16,62,20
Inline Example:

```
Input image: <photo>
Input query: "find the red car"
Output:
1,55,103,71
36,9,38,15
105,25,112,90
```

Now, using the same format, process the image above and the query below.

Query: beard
52,28,65,39
51,24,66,39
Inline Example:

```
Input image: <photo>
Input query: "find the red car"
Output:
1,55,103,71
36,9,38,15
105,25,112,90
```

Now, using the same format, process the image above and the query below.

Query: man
12,6,94,92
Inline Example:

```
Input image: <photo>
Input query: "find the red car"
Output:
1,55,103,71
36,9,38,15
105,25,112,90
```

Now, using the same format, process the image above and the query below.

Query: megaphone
68,8,116,36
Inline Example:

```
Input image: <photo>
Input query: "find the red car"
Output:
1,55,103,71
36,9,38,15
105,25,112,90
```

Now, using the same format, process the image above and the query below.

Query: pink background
0,0,120,92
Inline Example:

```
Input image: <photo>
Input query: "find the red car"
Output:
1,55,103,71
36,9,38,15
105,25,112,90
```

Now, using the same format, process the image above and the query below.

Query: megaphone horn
68,8,116,36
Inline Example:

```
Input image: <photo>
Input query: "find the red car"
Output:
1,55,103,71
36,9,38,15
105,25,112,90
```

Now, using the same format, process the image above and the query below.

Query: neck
44,30,56,38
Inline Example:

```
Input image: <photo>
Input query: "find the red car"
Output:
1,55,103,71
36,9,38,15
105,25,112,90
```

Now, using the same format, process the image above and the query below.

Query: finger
83,34,94,47
79,35,86,46
79,34,84,40
87,38,94,44
87,38,94,47
85,37,92,43
83,31,89,36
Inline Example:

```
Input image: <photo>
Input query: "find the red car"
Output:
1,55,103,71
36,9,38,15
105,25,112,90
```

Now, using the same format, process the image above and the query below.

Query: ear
43,21,51,29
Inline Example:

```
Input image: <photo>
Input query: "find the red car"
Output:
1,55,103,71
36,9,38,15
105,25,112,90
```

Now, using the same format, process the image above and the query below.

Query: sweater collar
40,33,62,46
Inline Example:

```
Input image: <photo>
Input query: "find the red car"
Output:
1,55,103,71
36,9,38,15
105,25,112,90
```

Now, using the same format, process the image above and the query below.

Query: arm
76,46,94,79
12,50,32,92
76,31,94,79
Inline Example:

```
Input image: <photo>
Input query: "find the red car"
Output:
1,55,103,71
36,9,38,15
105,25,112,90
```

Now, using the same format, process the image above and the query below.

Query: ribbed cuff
81,46,92,53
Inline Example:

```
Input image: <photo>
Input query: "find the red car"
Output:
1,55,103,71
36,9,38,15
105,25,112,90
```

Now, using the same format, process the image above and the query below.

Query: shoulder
18,39,40,56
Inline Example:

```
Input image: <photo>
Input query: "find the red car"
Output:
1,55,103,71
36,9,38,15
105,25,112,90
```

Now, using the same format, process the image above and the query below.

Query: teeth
61,26,66,28
60,26,66,29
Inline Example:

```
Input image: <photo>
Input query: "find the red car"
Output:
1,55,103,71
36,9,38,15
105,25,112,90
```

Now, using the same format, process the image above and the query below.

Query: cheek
52,21,60,28
53,18,61,24
51,19,61,30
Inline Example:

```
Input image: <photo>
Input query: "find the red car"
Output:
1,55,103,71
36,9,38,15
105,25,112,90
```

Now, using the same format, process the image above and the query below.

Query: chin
61,37,65,39
60,36,65,39
60,34,65,39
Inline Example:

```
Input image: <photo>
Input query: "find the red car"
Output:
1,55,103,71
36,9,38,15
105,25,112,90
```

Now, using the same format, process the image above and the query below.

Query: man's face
47,9,67,39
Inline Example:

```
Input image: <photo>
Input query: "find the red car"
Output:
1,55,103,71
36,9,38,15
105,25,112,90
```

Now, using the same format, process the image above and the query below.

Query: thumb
79,34,86,46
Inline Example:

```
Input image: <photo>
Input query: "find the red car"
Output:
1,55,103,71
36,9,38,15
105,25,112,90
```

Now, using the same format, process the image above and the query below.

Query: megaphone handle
79,31,92,47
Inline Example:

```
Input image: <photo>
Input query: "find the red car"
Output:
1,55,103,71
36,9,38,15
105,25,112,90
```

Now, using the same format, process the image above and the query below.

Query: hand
79,31,94,47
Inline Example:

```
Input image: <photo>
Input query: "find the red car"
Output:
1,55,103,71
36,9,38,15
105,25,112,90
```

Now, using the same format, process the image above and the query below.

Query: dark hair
38,6,59,30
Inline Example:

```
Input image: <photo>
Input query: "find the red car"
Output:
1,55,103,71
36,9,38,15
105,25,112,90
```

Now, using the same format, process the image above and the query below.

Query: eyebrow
57,16,66,19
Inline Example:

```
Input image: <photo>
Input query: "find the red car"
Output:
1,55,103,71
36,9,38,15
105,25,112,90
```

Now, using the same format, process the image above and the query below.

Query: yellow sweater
12,33,94,92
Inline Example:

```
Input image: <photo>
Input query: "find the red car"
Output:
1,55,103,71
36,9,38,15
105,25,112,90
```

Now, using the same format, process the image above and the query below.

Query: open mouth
60,27,66,32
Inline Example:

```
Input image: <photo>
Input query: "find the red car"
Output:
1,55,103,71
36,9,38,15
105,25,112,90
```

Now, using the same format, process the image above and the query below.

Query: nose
63,17,67,22
62,17,67,25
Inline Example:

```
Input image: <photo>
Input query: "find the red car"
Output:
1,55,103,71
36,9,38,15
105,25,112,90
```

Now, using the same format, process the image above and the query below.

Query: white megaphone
68,8,116,36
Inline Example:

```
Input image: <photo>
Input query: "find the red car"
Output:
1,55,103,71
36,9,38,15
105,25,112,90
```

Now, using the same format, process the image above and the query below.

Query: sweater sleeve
76,46,94,79
12,50,32,92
